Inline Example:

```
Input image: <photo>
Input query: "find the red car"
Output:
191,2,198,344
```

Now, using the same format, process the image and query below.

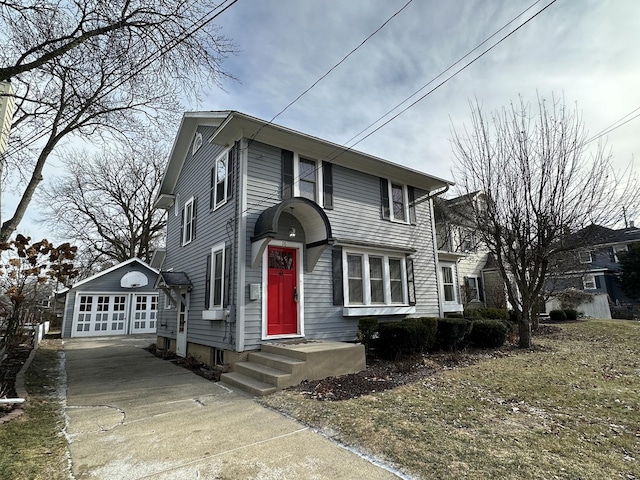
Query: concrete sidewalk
64,335,400,479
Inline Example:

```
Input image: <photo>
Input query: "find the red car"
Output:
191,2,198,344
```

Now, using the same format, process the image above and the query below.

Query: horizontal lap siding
157,125,236,350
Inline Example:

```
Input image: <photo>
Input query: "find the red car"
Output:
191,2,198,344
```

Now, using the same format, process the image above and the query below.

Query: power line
585,106,640,144
241,0,559,216
248,0,414,146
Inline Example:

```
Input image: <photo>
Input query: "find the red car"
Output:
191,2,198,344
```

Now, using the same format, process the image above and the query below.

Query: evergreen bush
435,317,471,351
563,309,578,321
469,319,508,348
549,309,567,321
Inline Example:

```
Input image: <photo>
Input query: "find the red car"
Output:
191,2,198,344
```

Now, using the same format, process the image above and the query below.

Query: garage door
131,295,158,334
72,294,157,337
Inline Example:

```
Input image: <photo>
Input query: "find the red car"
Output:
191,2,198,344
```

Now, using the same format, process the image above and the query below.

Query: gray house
154,111,453,394
61,258,159,338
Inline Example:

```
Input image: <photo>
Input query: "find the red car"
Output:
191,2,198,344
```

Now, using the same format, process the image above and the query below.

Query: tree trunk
518,315,532,348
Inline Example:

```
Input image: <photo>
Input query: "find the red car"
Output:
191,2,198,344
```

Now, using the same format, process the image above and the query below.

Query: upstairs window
299,158,317,202
578,251,593,264
281,149,333,209
210,149,233,210
181,197,196,246
380,178,416,224
582,274,597,290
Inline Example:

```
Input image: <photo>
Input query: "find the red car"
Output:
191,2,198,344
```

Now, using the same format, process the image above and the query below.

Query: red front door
267,246,298,335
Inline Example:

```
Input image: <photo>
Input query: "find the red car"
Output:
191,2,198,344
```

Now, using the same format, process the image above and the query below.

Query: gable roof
69,258,159,290
564,224,640,248
156,111,454,205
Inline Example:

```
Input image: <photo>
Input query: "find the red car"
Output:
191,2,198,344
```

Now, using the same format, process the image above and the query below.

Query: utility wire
585,106,640,145
247,0,414,146
242,0,559,216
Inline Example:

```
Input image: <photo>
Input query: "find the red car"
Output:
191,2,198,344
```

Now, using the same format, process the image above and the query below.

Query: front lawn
262,320,640,479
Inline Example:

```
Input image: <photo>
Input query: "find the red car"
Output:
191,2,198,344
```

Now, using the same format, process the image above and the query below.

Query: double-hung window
380,178,416,224
210,150,232,210
343,249,410,314
578,251,593,264
442,266,455,302
281,149,333,208
582,274,597,290
181,197,195,245
465,276,480,301
299,158,317,202
203,243,226,320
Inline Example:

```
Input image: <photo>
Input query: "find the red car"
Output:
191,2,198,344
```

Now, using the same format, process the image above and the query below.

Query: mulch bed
0,343,32,416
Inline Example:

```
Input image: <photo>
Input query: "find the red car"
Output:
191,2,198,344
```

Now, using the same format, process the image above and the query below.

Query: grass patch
262,320,640,479
0,338,69,480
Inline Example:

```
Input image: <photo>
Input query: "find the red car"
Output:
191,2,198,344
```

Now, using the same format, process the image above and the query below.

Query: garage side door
130,294,158,334
73,295,128,337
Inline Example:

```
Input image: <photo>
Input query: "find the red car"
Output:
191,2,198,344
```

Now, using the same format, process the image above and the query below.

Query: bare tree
0,0,236,241
38,140,167,267
451,94,636,348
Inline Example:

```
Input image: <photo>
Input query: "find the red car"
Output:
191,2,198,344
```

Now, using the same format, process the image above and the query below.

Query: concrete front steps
220,341,366,396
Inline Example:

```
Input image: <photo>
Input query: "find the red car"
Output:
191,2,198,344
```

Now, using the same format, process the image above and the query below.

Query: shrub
563,309,578,321
444,312,464,318
376,317,438,359
469,319,508,348
508,310,519,323
464,308,509,320
435,317,471,351
549,309,567,321
358,317,379,353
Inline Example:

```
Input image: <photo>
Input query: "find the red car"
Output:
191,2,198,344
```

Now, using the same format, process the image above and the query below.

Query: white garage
61,258,159,338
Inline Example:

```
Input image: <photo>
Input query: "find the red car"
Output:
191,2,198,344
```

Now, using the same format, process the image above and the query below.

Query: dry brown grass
262,320,640,479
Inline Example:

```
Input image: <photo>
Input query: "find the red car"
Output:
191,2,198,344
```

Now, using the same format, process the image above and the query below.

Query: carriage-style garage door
73,293,158,337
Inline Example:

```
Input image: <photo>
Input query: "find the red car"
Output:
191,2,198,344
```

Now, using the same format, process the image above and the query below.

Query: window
299,158,317,202
181,197,196,245
613,245,628,262
210,150,232,210
192,132,203,155
204,243,226,317
465,276,480,301
583,274,597,290
578,251,593,264
380,178,416,224
343,250,408,307
461,230,478,252
281,149,333,208
442,266,455,302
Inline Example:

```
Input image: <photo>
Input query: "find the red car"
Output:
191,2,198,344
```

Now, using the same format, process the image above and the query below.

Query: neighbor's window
578,251,593,264
582,274,597,290
466,276,479,301
442,266,455,302
343,250,407,306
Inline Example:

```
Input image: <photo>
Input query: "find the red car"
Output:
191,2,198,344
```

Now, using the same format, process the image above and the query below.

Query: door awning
251,197,333,270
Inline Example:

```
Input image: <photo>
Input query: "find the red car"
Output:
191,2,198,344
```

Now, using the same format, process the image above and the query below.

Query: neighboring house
547,224,640,312
433,192,507,313
153,111,453,393
61,258,159,338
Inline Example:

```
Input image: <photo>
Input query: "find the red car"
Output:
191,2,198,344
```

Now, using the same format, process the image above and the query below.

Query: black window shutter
180,207,185,246
332,247,343,306
209,167,215,210
227,146,236,201
408,186,417,225
204,254,211,309
323,161,333,209
281,149,294,199
478,275,485,302
380,178,390,220
192,198,197,240
407,257,416,306
224,245,231,307
595,275,601,289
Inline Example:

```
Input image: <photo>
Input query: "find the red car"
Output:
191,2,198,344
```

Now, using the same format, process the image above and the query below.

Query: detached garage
61,258,159,338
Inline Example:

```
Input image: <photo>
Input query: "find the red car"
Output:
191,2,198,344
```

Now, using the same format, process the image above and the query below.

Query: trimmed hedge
436,317,471,351
376,317,438,359
563,309,578,321
549,309,567,321
469,319,508,348
464,308,509,320
358,317,379,353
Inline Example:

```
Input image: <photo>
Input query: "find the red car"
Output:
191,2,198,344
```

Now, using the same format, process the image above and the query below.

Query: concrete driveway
64,335,401,479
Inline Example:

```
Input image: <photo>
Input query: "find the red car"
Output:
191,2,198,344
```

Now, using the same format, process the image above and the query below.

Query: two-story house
153,111,453,394
433,192,508,314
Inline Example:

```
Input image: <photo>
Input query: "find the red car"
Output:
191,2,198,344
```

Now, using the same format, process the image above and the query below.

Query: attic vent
120,271,148,289
193,132,203,155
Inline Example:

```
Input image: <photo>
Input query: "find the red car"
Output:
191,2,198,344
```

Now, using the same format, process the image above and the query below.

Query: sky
8,0,640,240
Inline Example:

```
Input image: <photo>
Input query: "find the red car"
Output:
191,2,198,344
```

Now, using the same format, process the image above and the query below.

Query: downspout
235,139,248,352
426,183,451,318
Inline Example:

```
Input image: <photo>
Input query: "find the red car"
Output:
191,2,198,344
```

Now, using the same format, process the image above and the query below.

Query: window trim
203,242,226,320
192,132,203,155
613,245,628,263
210,149,230,211
465,275,480,302
181,197,195,246
578,251,593,264
582,274,597,290
441,265,456,303
293,153,324,207
341,248,412,316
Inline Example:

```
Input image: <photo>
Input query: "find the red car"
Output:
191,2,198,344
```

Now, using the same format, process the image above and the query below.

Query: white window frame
182,197,194,246
192,132,203,155
613,245,628,263
386,181,410,224
578,251,593,264
441,266,456,303
211,150,230,211
342,248,414,316
203,243,226,320
582,274,597,290
293,153,323,207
